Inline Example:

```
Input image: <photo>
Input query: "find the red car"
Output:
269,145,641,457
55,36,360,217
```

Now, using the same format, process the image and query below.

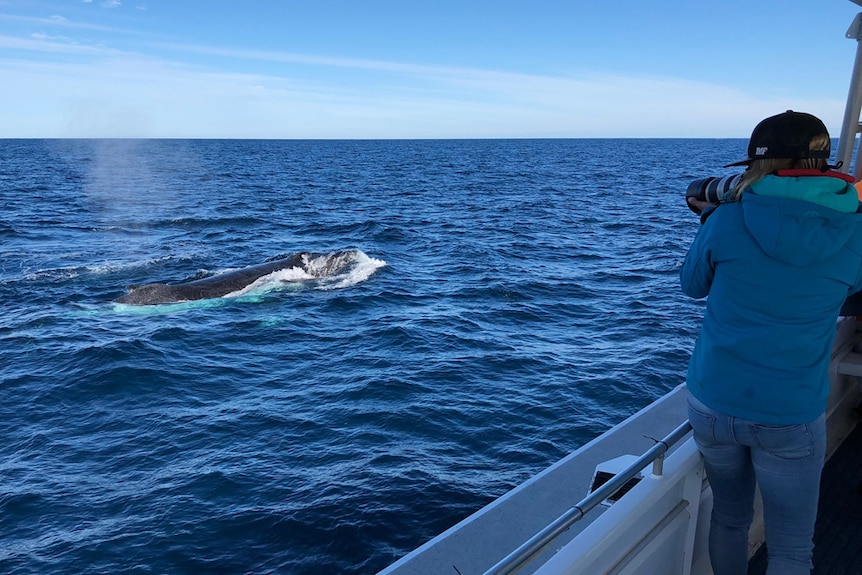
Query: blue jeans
687,396,825,575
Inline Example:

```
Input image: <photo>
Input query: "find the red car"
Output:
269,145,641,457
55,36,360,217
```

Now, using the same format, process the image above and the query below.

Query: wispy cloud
0,43,842,139
0,33,125,55
0,29,844,138
0,12,132,33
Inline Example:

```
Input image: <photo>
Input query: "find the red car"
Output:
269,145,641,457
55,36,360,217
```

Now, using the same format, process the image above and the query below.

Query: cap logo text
755,146,768,156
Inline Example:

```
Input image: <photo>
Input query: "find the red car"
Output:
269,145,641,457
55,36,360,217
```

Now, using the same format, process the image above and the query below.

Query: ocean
0,138,741,574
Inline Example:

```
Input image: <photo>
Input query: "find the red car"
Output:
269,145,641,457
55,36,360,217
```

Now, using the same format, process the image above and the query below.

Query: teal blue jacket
681,172,862,424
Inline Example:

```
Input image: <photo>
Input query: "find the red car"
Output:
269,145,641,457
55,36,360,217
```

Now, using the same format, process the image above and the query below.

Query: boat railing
837,1,862,178
483,420,693,575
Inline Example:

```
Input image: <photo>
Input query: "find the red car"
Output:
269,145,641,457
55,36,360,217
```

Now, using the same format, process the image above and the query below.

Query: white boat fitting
379,3,862,574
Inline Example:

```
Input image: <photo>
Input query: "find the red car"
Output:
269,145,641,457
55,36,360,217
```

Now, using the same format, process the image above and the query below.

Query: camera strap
776,169,855,182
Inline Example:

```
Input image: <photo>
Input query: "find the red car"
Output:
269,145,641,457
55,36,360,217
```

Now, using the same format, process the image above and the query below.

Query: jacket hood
742,175,862,266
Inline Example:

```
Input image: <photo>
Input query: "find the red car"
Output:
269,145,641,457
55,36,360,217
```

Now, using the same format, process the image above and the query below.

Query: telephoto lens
685,174,742,214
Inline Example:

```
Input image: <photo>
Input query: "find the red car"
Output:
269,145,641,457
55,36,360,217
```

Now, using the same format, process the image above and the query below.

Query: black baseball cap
724,110,831,168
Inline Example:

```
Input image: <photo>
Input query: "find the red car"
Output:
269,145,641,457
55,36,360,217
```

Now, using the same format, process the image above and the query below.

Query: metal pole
836,12,862,176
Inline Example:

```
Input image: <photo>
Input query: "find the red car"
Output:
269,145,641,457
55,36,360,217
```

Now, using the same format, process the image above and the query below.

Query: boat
378,3,862,574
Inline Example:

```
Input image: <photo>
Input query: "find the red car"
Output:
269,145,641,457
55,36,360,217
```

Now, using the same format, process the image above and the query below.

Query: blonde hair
731,133,831,201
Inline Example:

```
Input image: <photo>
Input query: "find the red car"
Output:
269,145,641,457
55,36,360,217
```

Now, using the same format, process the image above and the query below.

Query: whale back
114,250,361,305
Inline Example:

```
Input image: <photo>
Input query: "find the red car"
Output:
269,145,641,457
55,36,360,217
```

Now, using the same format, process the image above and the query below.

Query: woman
681,110,862,575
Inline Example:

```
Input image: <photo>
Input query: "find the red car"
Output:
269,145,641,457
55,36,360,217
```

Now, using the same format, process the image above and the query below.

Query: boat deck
748,414,862,574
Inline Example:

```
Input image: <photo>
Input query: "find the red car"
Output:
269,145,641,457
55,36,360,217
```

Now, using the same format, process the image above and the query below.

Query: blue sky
1,0,861,138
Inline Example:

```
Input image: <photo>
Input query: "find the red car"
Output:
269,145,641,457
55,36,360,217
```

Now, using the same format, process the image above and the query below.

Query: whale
115,250,359,305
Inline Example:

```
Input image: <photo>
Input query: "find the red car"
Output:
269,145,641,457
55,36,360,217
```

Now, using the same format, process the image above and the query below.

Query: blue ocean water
0,138,742,574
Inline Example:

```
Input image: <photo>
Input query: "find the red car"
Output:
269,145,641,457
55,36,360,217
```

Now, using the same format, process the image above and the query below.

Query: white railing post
836,10,862,176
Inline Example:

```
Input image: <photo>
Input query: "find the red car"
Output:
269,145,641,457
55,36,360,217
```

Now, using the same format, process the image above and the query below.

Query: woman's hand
687,196,716,214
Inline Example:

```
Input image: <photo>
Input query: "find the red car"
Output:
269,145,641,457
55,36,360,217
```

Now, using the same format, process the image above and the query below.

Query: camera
685,174,742,214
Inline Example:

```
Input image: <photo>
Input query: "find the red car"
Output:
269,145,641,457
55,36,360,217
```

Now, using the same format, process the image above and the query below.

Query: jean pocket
687,398,717,446
750,423,813,460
